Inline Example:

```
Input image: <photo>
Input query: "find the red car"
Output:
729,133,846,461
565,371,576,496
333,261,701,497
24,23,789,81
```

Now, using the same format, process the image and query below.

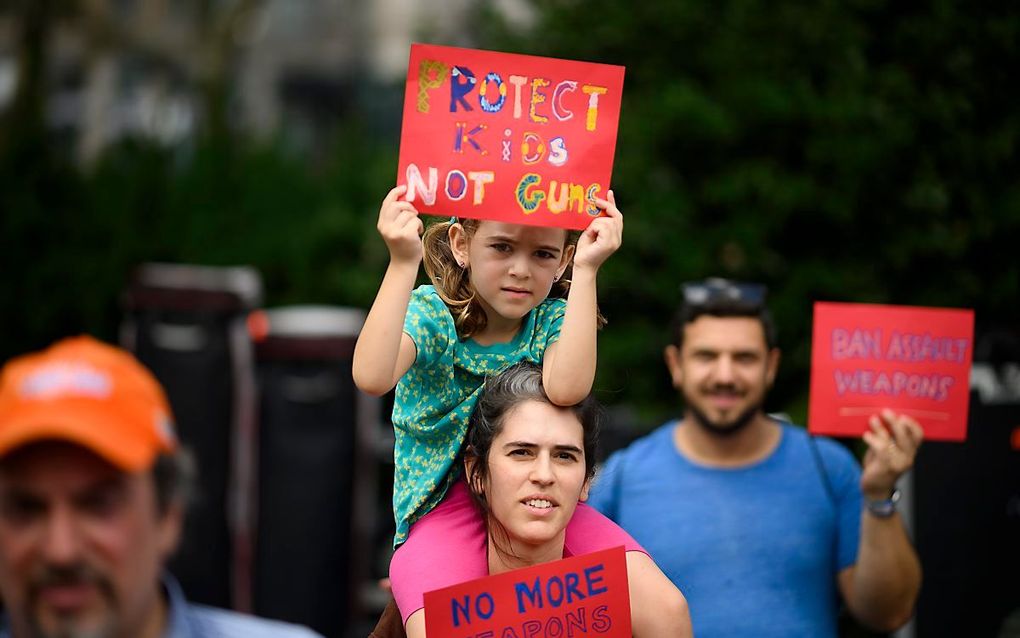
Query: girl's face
476,399,589,551
451,221,573,329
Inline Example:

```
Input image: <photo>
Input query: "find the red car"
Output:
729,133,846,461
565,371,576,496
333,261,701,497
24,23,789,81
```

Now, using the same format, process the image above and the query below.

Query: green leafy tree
476,0,1020,426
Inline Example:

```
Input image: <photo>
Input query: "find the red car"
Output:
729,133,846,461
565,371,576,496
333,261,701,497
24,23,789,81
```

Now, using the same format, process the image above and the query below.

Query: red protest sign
397,43,626,230
423,546,631,637
808,302,975,441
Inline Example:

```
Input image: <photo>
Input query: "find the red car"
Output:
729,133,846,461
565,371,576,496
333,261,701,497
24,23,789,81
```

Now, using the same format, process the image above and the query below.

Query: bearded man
588,278,922,638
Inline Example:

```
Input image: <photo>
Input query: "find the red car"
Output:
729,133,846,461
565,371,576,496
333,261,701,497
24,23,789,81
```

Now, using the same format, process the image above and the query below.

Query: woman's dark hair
463,361,603,555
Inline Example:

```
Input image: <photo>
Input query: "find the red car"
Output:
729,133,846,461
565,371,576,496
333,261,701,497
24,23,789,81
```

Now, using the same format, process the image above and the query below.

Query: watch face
867,489,900,518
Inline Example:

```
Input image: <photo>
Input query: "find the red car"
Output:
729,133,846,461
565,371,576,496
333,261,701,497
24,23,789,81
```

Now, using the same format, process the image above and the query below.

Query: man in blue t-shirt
588,278,922,638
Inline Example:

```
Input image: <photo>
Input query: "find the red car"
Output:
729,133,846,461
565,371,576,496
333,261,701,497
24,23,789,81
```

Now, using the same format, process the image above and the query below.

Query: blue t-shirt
391,285,565,546
588,420,862,638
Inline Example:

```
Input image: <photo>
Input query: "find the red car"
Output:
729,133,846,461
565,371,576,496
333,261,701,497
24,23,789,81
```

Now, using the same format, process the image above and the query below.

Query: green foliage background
477,0,1020,426
1,0,1018,433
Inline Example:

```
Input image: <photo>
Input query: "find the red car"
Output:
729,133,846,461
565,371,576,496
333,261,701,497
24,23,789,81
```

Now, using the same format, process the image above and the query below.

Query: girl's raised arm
542,190,624,405
353,186,424,396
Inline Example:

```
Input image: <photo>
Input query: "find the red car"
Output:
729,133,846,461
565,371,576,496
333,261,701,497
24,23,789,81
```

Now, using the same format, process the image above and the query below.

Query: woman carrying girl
464,362,692,637
353,185,686,636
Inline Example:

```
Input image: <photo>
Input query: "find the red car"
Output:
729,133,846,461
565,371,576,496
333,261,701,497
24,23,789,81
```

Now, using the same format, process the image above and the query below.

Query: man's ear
579,477,591,503
448,223,470,268
157,498,185,560
663,344,684,388
765,347,781,388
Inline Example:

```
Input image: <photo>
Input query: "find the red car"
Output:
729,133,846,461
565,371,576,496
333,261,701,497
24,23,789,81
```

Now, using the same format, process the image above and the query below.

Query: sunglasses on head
681,278,767,311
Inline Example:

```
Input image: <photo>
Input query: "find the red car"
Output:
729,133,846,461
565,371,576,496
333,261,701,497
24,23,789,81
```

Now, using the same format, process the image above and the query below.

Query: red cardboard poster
424,546,631,637
808,302,975,441
397,43,626,230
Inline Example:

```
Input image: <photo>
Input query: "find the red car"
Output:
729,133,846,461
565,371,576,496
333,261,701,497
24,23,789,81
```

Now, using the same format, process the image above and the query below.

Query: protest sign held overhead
397,43,626,230
809,302,975,441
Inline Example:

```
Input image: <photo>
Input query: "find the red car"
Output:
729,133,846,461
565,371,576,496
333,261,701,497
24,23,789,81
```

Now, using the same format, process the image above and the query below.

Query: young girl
353,185,686,637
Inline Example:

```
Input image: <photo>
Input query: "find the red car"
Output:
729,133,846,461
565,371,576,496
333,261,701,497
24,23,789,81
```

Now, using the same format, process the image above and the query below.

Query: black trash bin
912,325,1020,638
251,306,382,638
121,262,262,611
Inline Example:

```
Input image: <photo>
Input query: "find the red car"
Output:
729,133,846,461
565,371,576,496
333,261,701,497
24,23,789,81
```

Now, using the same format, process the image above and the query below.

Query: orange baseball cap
0,335,177,471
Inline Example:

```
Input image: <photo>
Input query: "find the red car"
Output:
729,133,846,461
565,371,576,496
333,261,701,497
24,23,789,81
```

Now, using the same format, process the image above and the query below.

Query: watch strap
865,488,901,518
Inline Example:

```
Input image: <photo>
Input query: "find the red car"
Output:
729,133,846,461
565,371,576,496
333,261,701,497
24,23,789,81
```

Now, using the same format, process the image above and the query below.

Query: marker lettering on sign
529,78,550,124
591,604,613,632
451,591,495,628
521,620,542,637
479,72,507,113
552,81,577,122
566,607,588,634
406,164,438,206
406,163,494,206
516,174,601,216
451,66,476,112
585,564,608,596
885,333,970,363
513,564,608,613
454,122,488,155
831,329,971,364
833,370,955,401
509,75,528,119
582,85,608,131
446,169,468,201
454,605,616,638
419,60,611,133
548,137,568,167
416,60,449,113
831,328,883,360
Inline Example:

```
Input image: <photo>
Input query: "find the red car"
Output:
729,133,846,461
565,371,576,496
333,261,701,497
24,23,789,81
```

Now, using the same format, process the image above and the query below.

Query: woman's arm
627,551,694,638
352,186,424,396
543,192,623,405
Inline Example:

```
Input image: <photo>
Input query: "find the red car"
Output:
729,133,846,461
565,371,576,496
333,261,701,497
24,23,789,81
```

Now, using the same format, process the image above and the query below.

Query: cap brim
0,404,157,472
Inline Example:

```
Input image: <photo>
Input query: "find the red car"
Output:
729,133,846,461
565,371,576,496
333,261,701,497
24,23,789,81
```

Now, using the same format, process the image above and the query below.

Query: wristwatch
865,489,901,518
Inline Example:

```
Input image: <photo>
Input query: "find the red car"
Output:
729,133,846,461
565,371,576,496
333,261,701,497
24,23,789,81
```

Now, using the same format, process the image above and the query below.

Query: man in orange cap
0,336,321,638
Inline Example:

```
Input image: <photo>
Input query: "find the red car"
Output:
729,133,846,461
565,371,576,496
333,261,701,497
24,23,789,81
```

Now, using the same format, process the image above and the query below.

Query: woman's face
481,399,590,549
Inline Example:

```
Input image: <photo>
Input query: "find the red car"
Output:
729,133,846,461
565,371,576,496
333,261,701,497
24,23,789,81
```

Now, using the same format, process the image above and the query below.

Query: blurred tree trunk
77,0,116,165
0,0,52,159
194,0,260,145
2,0,263,165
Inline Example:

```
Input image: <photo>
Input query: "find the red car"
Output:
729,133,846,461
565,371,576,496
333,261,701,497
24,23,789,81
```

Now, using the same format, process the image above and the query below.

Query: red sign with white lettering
423,546,631,637
397,43,626,229
809,302,974,441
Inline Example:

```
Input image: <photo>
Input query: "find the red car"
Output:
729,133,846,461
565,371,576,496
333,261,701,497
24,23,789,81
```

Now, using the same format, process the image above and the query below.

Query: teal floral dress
390,285,565,546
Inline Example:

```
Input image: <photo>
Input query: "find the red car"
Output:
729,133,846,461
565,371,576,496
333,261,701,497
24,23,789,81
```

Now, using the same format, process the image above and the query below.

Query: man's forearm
847,512,922,631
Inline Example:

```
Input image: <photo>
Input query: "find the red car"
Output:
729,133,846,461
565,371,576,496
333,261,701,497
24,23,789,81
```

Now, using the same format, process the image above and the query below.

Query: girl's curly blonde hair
421,218,606,339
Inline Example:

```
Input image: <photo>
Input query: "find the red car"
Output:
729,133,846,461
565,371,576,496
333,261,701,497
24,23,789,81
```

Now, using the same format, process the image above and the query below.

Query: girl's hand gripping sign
397,43,626,230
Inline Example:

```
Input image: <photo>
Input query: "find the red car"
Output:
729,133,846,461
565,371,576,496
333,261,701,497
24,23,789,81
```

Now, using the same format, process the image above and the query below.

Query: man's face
0,442,181,638
665,315,779,436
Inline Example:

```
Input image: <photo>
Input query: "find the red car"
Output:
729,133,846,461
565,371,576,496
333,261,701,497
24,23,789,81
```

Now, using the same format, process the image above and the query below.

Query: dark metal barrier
250,306,381,637
120,263,262,611
913,326,1020,638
